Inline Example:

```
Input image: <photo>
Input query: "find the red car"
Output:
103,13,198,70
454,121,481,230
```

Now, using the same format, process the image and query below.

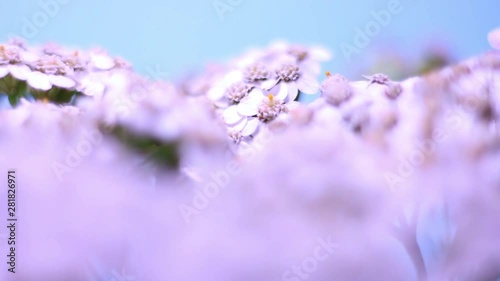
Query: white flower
90,51,116,71
362,73,402,99
488,27,500,50
0,44,32,81
320,72,353,106
225,82,254,103
243,62,272,83
207,70,255,107
269,41,332,75
77,72,107,97
223,91,289,140
27,55,76,91
63,51,88,71
363,73,391,86
222,105,260,139
264,62,320,101
256,94,286,122
238,90,287,121
0,44,21,64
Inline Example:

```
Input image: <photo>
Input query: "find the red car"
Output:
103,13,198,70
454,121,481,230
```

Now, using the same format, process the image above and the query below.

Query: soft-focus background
1,0,499,79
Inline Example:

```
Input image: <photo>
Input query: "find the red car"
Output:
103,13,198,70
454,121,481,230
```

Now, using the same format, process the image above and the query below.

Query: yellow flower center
268,93,275,105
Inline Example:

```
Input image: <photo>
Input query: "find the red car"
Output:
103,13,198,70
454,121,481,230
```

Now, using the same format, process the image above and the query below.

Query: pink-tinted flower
27,55,76,90
207,70,255,108
321,72,353,106
89,50,116,70
487,27,500,50
263,62,320,101
0,44,32,81
223,104,260,138
269,41,332,75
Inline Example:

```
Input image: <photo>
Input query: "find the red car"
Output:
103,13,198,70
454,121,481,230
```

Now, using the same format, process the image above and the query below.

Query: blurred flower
0,44,32,81
321,72,353,106
243,62,272,83
223,104,260,139
207,70,255,108
270,41,332,75
28,55,76,90
363,73,391,86
487,27,500,50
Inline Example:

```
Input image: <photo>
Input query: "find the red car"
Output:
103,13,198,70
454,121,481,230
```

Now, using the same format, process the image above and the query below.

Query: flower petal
27,71,52,91
92,54,115,70
238,89,264,116
49,75,76,89
8,64,31,81
296,75,319,94
0,67,8,79
310,46,332,61
275,82,288,101
229,116,248,131
207,86,225,101
224,70,244,85
261,78,278,90
223,105,243,125
213,98,229,109
241,117,259,136
488,27,500,50
83,83,106,97
238,100,259,116
287,82,299,102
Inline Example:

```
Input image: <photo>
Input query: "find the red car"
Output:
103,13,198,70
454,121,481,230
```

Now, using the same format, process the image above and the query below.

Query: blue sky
1,0,499,80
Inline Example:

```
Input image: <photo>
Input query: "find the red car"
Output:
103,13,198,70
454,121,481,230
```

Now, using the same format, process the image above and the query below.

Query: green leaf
8,80,27,107
8,94,21,107
50,88,77,104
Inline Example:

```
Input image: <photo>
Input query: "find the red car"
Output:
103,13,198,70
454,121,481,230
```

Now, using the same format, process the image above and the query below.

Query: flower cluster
0,39,130,105
196,42,332,146
1,31,500,281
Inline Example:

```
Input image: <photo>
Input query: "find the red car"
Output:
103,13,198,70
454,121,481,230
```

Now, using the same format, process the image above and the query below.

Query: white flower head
90,51,116,71
33,55,70,75
222,90,288,142
237,89,286,120
223,104,260,138
363,73,391,86
226,82,254,103
63,51,87,71
208,70,255,107
321,72,353,106
385,82,403,99
0,44,21,65
362,73,403,99
257,93,286,122
276,63,300,83
488,27,500,50
0,44,32,81
228,129,243,144
27,55,76,91
243,62,271,83
269,41,332,75
264,61,320,101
